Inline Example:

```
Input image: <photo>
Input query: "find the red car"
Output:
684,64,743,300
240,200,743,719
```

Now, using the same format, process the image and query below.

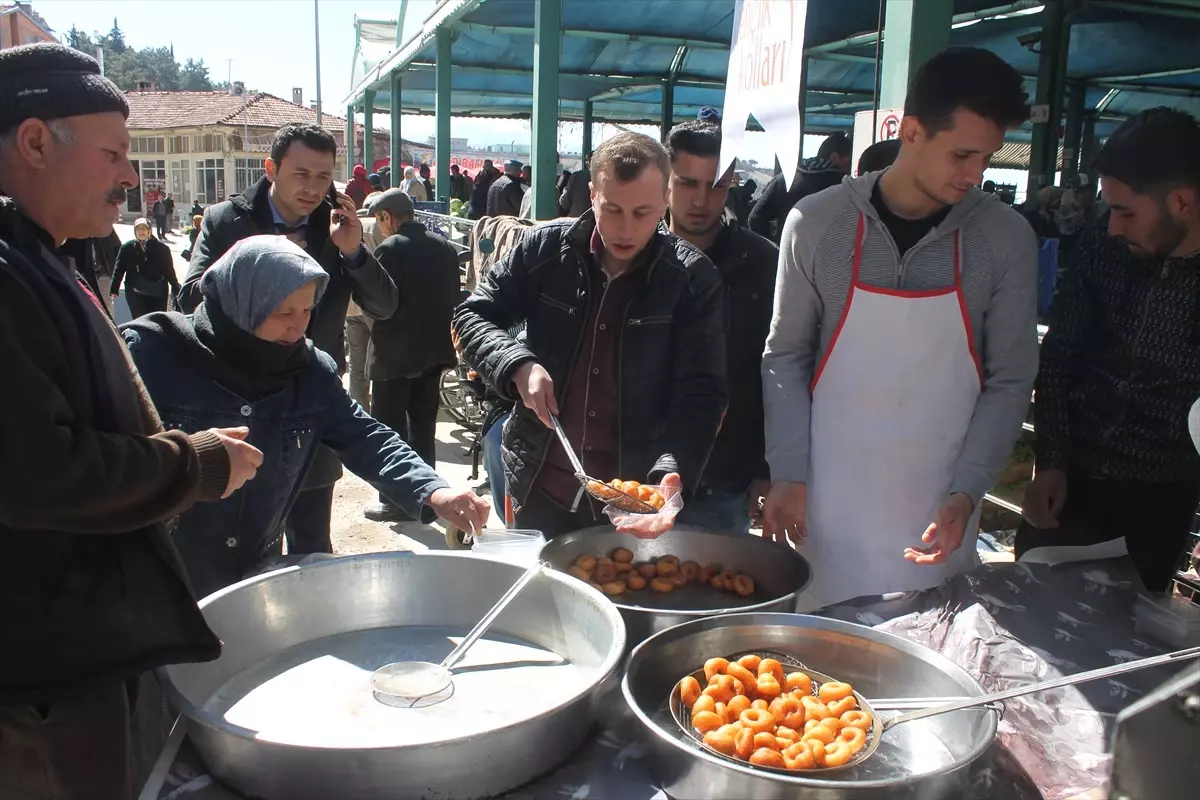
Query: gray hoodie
762,171,1039,505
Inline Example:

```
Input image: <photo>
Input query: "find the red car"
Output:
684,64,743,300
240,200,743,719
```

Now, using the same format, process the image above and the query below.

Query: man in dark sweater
0,43,262,799
747,132,852,242
179,123,398,557
361,190,463,521
1020,108,1200,592
664,121,778,533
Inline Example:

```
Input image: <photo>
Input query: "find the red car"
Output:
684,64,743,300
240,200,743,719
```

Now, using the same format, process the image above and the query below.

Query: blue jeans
483,412,508,515
677,488,751,534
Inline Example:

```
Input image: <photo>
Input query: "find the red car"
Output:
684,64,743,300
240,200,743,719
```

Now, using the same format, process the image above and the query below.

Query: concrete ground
114,221,502,556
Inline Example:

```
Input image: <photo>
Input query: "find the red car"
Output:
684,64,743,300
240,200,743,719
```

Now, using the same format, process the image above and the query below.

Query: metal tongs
550,415,657,515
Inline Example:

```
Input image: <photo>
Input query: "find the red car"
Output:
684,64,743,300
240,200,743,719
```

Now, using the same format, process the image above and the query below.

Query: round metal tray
541,526,811,650
622,613,998,800
160,552,626,800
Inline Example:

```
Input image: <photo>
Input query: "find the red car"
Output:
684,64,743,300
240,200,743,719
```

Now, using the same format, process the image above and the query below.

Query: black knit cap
0,42,128,132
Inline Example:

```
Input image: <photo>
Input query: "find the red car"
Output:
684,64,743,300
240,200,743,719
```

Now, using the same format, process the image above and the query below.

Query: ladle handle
550,415,587,478
883,644,1200,731
440,560,548,672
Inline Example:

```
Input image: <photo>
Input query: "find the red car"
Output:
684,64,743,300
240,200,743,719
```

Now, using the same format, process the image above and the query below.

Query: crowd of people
1,37,1199,800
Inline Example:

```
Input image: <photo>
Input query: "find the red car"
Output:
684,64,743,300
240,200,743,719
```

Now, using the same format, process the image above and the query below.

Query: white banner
851,107,903,176
719,0,809,188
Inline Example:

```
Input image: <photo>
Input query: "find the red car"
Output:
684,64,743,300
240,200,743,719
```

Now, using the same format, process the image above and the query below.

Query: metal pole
390,71,403,176
314,0,323,126
436,28,452,203
1061,79,1086,181
582,99,594,161
1028,0,1069,192
531,0,562,219
660,79,675,142
363,89,376,171
870,0,884,144
346,105,356,180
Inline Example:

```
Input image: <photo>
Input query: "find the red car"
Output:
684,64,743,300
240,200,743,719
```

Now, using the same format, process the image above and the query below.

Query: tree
180,58,214,91
65,25,92,51
107,18,126,53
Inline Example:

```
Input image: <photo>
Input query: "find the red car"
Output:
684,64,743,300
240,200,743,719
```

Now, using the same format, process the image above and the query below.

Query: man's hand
904,492,974,565
211,426,264,499
1021,468,1068,529
747,478,771,524
427,487,491,534
513,362,558,428
328,191,364,256
761,481,807,548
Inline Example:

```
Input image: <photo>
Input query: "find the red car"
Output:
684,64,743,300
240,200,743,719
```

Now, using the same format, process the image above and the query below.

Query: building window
168,136,190,154
170,160,192,205
191,134,224,154
130,136,165,154
235,157,265,194
196,158,225,204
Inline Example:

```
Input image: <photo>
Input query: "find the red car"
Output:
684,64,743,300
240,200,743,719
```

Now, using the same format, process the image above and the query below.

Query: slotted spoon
550,414,657,515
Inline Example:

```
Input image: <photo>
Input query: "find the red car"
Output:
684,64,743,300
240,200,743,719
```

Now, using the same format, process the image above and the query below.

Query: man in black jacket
486,159,525,218
748,132,851,242
469,160,499,220
454,132,728,538
1020,108,1200,592
664,121,778,533
179,123,398,556
361,189,462,521
0,42,261,799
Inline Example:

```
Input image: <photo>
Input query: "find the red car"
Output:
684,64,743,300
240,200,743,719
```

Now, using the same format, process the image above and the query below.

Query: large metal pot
541,526,811,650
622,613,998,799
159,552,625,800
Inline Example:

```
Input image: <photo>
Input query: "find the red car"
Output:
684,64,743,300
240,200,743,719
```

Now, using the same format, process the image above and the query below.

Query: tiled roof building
118,90,401,220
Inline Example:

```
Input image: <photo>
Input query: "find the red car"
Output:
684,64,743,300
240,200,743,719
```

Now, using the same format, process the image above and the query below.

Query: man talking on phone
179,123,398,554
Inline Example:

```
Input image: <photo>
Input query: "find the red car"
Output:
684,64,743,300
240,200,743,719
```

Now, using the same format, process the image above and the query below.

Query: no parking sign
852,107,903,176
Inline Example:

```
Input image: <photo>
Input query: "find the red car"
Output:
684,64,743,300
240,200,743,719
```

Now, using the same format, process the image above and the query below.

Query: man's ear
13,118,57,171
1165,184,1199,221
264,158,277,182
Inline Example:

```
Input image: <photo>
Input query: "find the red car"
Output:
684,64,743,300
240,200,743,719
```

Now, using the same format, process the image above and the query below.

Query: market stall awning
345,0,1200,152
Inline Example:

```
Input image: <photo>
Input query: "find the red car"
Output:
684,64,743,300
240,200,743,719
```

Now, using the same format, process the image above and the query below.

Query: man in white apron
761,47,1041,610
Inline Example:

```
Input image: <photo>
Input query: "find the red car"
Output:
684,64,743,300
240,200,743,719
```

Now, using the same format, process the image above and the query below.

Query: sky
34,0,807,164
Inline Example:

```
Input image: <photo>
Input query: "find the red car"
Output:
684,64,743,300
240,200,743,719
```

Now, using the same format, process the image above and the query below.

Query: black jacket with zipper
452,210,728,505
177,175,398,488
177,175,398,370
699,220,778,493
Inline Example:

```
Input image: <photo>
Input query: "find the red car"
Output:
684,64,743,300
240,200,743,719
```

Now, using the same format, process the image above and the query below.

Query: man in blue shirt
179,123,398,556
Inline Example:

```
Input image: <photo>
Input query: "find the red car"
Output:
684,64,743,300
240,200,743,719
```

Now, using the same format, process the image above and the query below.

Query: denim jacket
122,313,450,598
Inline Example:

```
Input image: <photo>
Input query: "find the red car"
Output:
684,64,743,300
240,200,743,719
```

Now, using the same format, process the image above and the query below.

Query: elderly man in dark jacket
0,43,261,799
454,132,728,538
359,190,463,521
486,159,525,218
178,122,399,558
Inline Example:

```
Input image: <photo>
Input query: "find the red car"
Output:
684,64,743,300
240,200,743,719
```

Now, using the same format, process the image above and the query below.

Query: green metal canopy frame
342,0,1200,212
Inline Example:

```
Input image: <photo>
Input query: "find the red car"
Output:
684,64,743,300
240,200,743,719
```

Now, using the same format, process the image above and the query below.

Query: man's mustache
106,187,128,204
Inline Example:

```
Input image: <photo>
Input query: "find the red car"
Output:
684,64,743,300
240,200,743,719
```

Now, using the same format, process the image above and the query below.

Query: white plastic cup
470,528,545,566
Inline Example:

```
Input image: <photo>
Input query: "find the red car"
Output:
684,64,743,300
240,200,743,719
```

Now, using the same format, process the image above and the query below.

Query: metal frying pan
549,414,658,515
672,645,1200,774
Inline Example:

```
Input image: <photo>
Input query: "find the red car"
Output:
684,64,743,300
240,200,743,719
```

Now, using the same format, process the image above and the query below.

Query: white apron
798,214,983,611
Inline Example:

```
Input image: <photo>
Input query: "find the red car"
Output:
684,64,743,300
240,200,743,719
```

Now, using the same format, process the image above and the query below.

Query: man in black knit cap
0,43,262,800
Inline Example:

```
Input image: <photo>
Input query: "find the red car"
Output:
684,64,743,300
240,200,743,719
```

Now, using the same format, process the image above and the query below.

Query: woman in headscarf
399,166,428,201
122,235,488,597
110,217,179,318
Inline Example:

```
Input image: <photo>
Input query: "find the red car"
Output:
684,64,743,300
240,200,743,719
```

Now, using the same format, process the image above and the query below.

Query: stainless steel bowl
622,613,998,799
159,552,626,800
541,526,811,649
